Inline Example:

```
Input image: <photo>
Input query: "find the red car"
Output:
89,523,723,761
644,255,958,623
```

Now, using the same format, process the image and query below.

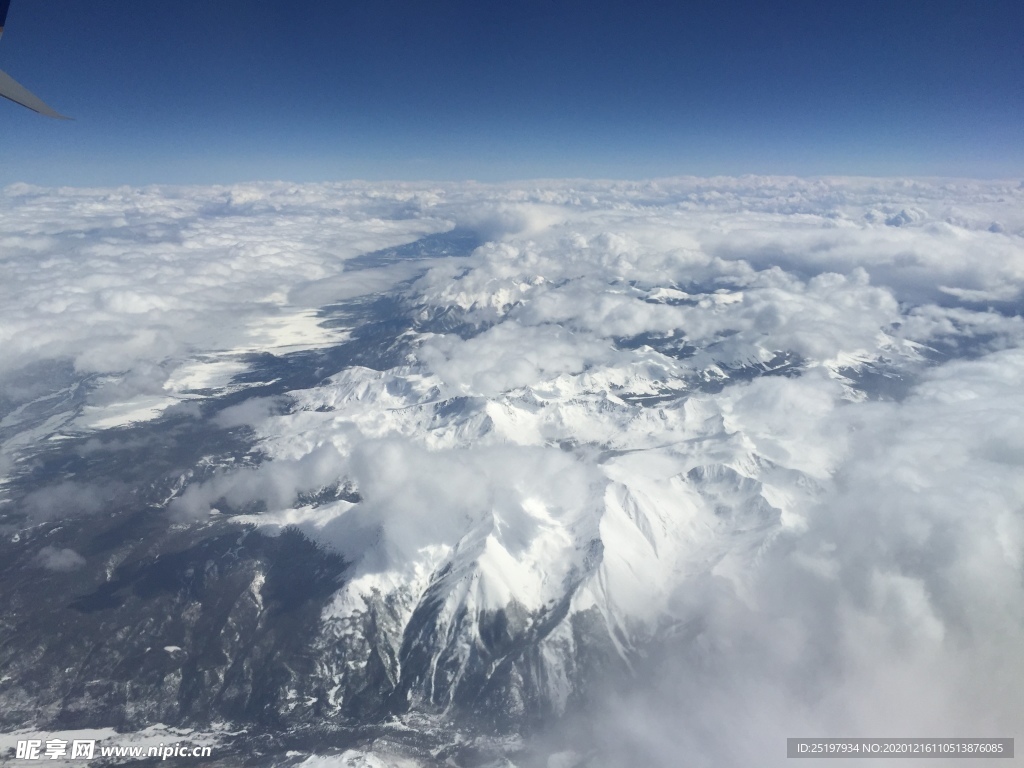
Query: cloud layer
4,176,1024,764
0,182,451,427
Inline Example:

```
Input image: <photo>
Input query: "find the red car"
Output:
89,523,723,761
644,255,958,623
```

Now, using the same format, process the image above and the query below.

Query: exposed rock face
1,519,343,731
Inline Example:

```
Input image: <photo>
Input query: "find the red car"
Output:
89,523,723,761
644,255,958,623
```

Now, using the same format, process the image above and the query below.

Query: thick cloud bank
4,177,1024,765
0,182,451,438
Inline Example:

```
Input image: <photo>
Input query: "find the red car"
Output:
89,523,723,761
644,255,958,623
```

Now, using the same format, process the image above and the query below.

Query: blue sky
1,0,1021,185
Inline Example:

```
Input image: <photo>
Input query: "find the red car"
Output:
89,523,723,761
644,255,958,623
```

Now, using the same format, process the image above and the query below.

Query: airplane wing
0,0,69,119
0,68,67,118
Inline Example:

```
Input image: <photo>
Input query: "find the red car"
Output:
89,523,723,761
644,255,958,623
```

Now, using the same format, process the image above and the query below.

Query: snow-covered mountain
1,178,1023,766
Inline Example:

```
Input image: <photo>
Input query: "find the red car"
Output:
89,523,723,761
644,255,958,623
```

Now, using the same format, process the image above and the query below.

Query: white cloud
0,182,452,426
34,546,86,571
5,176,1024,761
581,349,1024,766
417,321,621,397
168,442,347,520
